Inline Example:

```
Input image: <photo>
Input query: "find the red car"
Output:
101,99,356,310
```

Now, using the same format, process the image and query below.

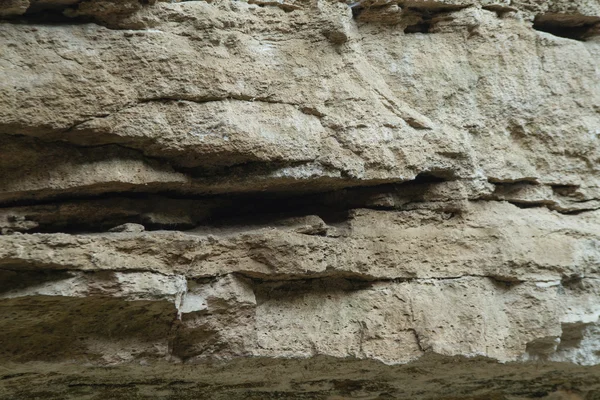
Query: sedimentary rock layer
1,0,600,398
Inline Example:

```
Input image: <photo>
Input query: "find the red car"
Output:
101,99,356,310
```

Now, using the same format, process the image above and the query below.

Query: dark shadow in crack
533,13,600,41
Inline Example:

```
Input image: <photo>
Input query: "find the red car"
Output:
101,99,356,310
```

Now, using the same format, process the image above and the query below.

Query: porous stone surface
1,0,600,398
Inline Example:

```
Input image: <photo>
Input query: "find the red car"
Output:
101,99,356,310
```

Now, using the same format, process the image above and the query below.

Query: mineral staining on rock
1,0,600,398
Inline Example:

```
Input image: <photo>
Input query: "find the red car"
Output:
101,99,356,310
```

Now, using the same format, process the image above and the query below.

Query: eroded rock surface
1,0,600,398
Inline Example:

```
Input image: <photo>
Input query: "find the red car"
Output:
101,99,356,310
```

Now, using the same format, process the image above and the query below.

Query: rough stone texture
1,0,600,398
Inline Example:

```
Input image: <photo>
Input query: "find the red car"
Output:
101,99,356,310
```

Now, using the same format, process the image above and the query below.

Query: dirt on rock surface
1,0,600,399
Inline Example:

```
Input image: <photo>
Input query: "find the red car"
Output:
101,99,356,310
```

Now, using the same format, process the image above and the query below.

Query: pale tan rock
0,0,599,398
108,222,146,232
1,202,598,282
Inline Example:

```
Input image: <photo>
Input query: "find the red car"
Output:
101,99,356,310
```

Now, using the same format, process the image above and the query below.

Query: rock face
1,0,600,398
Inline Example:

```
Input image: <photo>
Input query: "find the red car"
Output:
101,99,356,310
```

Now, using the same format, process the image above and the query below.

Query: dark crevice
412,171,452,183
241,270,528,288
533,14,600,41
401,3,469,33
0,0,155,30
3,10,96,26
487,177,540,184
0,177,459,235
560,275,585,289
4,1,201,32
400,3,468,14
350,5,363,19
404,21,431,34
503,201,549,210
533,22,595,41
0,270,73,295
253,277,379,295
2,171,593,235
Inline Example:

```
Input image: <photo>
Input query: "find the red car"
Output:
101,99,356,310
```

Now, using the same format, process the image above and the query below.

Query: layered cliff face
1,0,600,398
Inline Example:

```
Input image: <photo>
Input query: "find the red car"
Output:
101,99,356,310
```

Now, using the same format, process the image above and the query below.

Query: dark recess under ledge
533,13,600,41
0,173,457,234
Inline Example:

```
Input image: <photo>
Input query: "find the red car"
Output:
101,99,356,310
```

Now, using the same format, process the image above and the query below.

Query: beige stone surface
1,0,600,398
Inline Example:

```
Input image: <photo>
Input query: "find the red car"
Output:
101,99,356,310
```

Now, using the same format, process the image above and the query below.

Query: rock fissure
533,13,600,41
3,175,597,235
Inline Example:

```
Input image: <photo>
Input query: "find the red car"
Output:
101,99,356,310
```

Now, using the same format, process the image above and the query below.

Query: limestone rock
108,222,146,233
1,0,600,398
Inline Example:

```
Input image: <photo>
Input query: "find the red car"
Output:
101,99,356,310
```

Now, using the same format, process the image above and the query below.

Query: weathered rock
1,0,600,398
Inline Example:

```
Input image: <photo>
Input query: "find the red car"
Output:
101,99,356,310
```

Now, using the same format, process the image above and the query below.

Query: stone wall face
1,0,600,398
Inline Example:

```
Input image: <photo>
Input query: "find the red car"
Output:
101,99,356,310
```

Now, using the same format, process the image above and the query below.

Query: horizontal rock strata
1,0,600,398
